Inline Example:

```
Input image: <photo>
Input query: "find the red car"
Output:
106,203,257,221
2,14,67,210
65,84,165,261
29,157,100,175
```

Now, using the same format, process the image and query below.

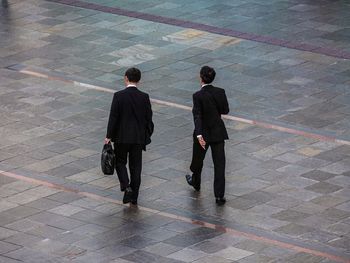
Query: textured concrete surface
0,0,349,262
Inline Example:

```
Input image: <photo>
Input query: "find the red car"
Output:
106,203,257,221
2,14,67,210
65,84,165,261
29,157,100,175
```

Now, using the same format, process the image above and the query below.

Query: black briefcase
101,142,115,175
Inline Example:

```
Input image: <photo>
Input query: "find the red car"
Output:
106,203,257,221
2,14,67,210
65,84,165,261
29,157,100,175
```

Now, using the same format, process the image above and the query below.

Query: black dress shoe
123,187,133,204
216,197,226,206
185,174,200,191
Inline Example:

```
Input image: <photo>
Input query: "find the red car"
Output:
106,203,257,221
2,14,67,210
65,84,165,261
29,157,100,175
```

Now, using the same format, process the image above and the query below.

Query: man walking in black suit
186,66,229,205
105,67,154,205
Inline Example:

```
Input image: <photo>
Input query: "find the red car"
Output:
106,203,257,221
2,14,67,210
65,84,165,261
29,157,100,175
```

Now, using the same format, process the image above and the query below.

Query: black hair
200,66,216,84
125,67,141,82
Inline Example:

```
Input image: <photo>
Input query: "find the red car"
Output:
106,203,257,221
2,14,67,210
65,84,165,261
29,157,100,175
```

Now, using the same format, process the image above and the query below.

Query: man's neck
126,83,137,87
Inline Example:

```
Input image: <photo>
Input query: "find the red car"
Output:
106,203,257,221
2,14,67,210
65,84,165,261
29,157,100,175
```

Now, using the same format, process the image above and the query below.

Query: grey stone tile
142,228,179,242
0,200,18,213
51,230,86,245
311,195,347,208
275,223,314,236
305,182,342,194
70,251,114,263
209,234,247,247
72,236,110,251
260,159,289,170
296,215,339,229
274,152,308,163
1,1,350,260
164,228,221,248
4,218,44,232
0,241,21,254
240,191,275,205
291,202,327,215
0,225,19,240
119,235,158,249
227,197,261,210
325,222,350,236
28,211,85,230
2,205,41,220
167,248,207,262
96,244,136,258
247,204,284,216
46,192,82,203
0,255,22,263
320,161,350,175
276,164,312,177
193,255,232,263
4,232,44,247
271,209,310,222
190,240,227,254
163,222,200,234
49,204,85,216
296,157,330,169
301,230,339,244
284,252,324,263
24,198,63,210
278,188,322,202
142,242,182,257
234,240,269,254
318,208,350,222
4,247,61,263
238,254,275,263
70,223,109,237
327,175,350,187
267,195,303,209
301,170,337,181
328,236,350,250
314,150,347,163
213,247,254,261
122,250,179,263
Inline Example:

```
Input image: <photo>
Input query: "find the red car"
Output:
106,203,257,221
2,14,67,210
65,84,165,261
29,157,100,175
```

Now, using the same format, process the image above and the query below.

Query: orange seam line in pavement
17,68,350,146
0,170,349,263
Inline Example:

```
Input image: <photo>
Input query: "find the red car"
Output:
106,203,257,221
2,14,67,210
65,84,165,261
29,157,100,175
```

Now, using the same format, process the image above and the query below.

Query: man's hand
104,138,111,144
197,135,206,150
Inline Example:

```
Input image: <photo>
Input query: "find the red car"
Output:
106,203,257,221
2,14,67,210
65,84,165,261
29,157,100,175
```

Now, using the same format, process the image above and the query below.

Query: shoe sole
185,175,200,191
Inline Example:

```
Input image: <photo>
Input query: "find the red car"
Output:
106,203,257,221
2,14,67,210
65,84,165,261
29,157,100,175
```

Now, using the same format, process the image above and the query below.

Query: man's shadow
1,0,10,21
2,0,8,8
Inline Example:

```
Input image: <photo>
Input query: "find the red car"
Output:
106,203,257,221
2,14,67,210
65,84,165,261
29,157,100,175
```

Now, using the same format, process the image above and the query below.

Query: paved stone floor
0,0,350,262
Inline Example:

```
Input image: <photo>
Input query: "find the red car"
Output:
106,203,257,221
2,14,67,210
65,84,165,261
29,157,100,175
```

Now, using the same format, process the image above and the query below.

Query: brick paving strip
45,0,350,59
1,169,349,263
6,64,350,147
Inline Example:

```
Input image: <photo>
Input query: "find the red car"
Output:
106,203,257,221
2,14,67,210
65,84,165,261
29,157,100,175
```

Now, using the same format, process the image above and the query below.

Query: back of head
125,67,141,83
200,66,216,84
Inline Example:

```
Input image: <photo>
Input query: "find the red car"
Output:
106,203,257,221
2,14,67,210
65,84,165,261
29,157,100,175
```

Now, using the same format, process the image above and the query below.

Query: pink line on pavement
17,68,350,146
0,169,349,263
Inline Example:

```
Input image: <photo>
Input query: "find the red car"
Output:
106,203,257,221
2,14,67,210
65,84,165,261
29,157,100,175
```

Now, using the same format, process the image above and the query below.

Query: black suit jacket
106,86,154,148
192,85,229,143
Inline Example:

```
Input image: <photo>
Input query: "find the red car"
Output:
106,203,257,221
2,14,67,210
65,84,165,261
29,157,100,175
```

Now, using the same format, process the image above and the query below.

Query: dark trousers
114,143,142,199
190,139,225,198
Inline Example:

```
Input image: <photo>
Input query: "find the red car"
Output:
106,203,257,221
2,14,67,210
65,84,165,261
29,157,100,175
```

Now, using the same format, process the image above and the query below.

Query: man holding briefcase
105,67,154,205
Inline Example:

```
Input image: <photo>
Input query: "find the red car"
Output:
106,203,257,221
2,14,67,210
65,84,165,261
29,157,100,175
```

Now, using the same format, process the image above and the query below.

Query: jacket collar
202,84,213,90
125,85,138,92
